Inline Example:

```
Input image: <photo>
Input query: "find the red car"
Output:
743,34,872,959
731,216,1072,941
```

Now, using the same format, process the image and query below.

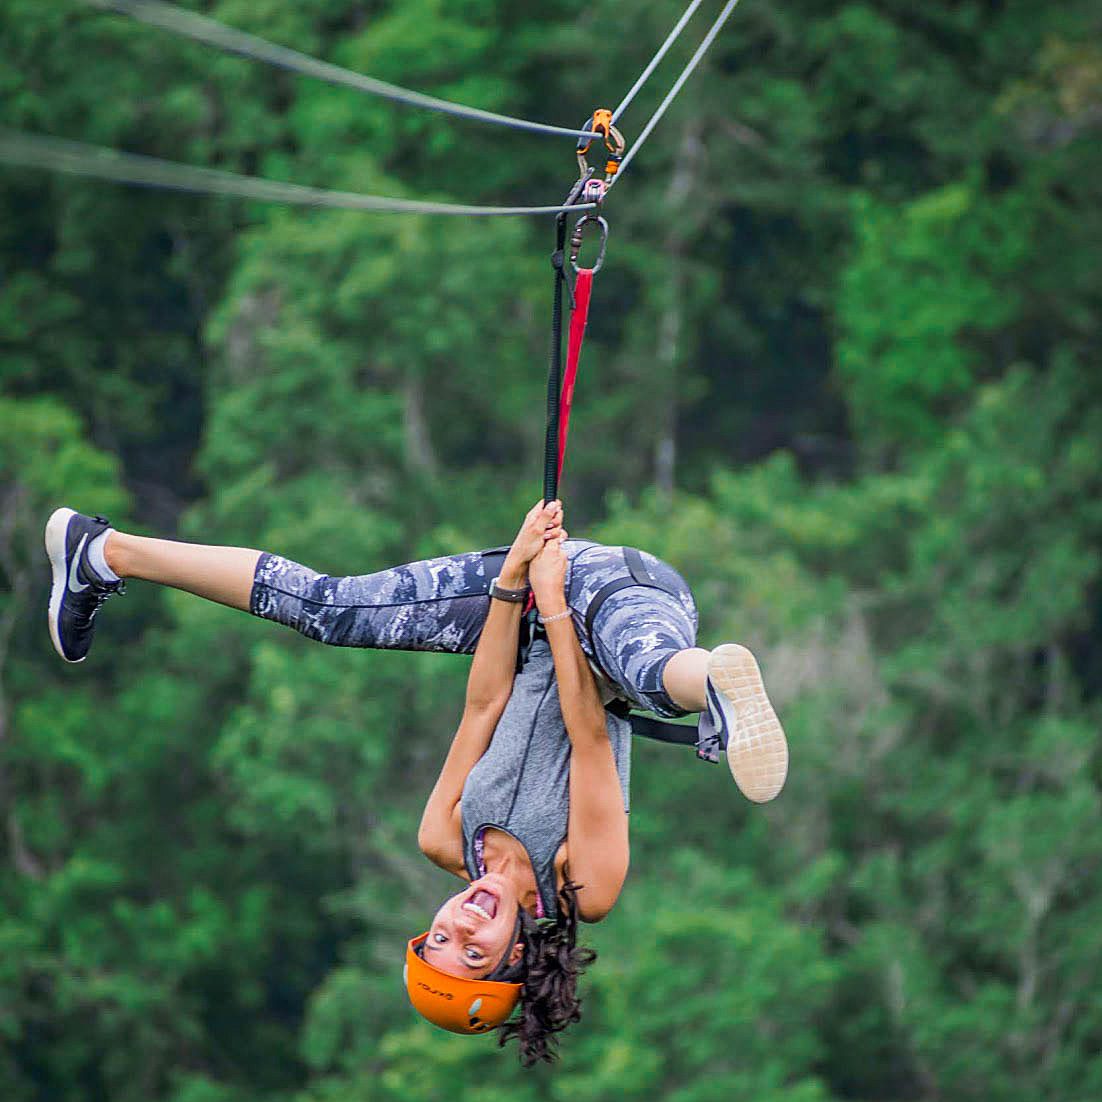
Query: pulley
576,108,625,193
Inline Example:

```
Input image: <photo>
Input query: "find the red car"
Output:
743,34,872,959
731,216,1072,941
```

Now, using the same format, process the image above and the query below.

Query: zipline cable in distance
83,0,605,142
0,130,597,217
611,0,707,125
7,1,743,215
610,0,744,189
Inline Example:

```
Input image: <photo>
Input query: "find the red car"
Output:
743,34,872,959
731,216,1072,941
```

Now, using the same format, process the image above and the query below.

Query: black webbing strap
543,213,567,506
480,547,509,570
631,714,699,746
542,174,590,506
584,546,666,640
623,546,653,586
606,698,698,746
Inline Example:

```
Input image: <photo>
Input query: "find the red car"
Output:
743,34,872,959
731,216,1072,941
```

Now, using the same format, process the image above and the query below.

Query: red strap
557,267,594,479
522,269,593,618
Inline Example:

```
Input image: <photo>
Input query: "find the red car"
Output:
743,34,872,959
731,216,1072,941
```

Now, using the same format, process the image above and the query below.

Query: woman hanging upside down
44,500,788,1063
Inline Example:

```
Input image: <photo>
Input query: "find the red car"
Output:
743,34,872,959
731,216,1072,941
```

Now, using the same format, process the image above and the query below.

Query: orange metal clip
591,108,613,142
576,108,625,187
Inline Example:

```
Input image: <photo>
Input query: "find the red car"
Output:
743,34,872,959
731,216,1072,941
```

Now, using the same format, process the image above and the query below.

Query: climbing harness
486,536,719,763
586,548,721,764
583,548,667,643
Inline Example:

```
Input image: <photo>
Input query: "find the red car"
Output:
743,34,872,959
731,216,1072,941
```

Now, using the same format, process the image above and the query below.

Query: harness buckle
694,709,722,764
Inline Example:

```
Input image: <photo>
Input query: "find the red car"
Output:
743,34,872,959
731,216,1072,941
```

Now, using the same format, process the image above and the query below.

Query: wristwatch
489,576,530,603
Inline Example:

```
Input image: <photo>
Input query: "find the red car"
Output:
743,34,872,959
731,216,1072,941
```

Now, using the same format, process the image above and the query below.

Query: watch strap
489,576,530,603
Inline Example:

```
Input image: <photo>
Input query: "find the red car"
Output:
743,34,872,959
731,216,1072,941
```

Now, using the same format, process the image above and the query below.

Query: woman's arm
417,501,564,875
530,538,629,922
417,595,523,875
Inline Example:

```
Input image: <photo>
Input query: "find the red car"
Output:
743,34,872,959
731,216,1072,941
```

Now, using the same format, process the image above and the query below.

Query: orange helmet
404,933,522,1034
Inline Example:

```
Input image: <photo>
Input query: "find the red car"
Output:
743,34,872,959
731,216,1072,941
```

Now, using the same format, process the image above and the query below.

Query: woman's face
424,872,525,979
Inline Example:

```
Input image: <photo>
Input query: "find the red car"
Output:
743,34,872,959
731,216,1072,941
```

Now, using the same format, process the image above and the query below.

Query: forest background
2,1,1101,1099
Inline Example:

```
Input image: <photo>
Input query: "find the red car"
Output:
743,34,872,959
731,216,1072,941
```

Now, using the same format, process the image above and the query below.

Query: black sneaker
45,508,124,663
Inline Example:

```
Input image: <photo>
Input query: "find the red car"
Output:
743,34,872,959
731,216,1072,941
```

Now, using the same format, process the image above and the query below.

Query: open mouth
463,889,498,921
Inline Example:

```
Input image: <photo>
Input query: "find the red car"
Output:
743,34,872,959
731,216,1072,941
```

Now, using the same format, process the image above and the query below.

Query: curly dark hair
494,880,597,1066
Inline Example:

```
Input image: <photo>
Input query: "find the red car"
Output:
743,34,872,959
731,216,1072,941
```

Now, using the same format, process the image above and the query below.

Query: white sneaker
706,643,788,803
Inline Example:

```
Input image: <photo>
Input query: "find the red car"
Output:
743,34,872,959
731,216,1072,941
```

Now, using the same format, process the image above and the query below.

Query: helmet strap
484,910,527,982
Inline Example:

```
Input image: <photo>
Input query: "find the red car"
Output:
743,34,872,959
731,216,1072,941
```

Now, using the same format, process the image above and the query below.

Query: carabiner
576,108,625,186
569,214,609,275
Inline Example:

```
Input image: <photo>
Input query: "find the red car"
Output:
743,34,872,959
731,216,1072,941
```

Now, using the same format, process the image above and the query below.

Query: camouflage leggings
250,540,698,717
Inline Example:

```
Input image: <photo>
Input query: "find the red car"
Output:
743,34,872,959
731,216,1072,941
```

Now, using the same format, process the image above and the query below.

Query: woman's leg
587,586,701,717
106,533,260,610
660,648,709,713
565,544,702,718
581,556,788,803
105,532,501,653
248,550,495,652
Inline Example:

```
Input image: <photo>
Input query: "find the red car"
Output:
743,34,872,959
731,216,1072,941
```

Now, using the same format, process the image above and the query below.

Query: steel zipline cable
2,0,746,514
82,0,603,142
0,130,597,217
610,0,708,126
609,0,744,189
1,0,738,216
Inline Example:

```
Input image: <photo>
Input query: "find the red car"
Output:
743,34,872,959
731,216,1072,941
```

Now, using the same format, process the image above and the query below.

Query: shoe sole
708,643,788,803
45,507,82,663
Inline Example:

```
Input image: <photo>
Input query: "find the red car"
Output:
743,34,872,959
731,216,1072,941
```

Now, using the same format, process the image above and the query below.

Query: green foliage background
2,1,1101,1098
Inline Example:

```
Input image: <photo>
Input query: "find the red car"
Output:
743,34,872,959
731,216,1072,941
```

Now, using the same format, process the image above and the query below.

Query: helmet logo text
416,982,454,1000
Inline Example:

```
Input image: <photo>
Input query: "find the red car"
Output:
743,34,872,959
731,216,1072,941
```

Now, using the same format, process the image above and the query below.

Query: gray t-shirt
461,639,631,919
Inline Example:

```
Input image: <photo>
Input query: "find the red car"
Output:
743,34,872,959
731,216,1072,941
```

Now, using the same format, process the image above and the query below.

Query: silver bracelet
538,609,573,624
